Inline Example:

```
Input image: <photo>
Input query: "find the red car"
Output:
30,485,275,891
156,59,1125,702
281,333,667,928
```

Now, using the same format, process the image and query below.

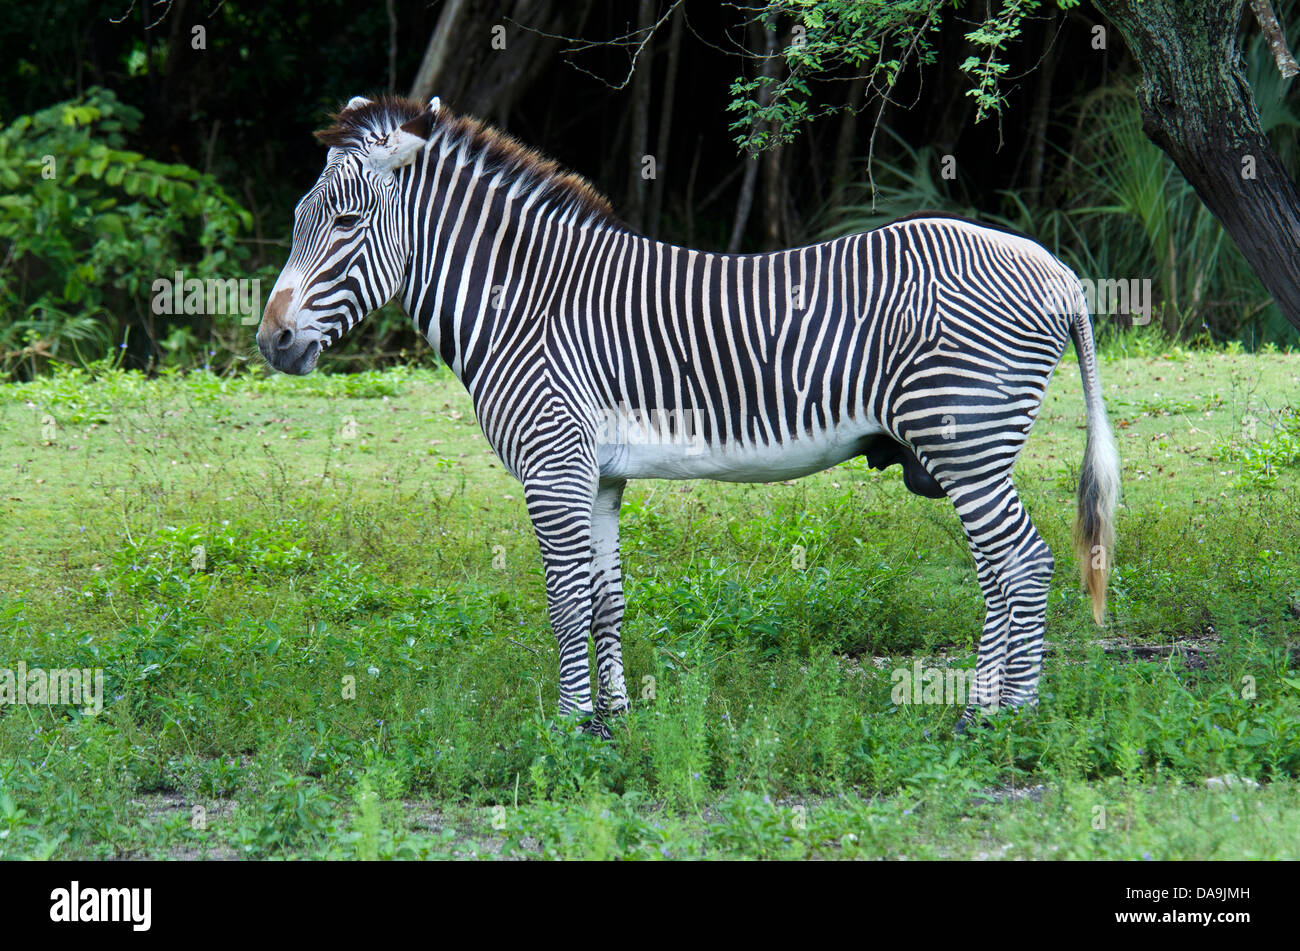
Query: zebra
257,95,1119,736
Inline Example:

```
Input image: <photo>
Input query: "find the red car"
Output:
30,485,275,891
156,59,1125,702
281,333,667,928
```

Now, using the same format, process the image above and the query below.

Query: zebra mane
314,96,619,227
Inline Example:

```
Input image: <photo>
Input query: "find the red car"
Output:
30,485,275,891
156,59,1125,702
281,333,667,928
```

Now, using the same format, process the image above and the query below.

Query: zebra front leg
524,471,599,730
591,480,629,719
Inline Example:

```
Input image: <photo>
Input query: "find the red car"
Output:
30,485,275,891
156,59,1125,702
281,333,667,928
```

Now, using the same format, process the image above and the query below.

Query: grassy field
1,338,1298,859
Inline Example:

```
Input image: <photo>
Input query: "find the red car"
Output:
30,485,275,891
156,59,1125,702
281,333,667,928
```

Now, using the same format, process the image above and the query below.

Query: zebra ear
362,103,437,177
399,106,437,141
364,128,427,176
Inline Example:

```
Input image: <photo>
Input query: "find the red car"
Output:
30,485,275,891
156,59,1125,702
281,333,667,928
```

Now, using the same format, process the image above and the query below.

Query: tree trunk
646,3,685,239
761,24,786,249
386,0,398,94
828,75,866,225
625,0,655,233
409,0,469,103
475,0,587,129
1022,11,1059,205
728,17,777,253
763,135,784,250
1095,0,1300,331
728,155,761,254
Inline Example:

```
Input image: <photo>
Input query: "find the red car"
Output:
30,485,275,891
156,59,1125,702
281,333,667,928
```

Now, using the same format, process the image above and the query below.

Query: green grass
0,344,1298,859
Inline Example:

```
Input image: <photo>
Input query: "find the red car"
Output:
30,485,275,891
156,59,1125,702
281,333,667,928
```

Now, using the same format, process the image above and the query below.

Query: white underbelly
598,419,886,482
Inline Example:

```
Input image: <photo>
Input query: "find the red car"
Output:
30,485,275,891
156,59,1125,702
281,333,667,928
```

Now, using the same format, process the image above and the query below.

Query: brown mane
314,96,619,227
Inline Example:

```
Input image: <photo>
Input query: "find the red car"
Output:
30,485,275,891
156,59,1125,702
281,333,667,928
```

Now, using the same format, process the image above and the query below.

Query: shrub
0,87,255,379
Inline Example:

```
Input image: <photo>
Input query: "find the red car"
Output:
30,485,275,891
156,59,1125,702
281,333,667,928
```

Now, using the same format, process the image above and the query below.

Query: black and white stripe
260,97,1120,732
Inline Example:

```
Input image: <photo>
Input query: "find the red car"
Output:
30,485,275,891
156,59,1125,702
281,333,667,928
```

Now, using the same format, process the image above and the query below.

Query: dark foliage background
1,0,1297,379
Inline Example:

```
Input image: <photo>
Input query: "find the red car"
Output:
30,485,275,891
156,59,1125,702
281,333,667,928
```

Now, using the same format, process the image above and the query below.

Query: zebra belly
598,419,886,483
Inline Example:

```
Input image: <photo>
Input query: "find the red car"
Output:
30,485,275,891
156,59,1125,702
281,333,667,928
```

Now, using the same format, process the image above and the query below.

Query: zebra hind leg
998,522,1053,710
948,477,1054,732
954,547,1011,733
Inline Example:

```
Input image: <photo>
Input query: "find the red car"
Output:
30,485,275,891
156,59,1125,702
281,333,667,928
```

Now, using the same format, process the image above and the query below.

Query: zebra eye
334,213,361,230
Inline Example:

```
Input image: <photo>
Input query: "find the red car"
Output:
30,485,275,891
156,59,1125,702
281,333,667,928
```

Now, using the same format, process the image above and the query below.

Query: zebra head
257,95,438,374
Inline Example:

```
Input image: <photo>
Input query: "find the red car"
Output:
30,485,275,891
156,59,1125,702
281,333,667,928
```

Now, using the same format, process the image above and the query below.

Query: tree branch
1248,0,1299,79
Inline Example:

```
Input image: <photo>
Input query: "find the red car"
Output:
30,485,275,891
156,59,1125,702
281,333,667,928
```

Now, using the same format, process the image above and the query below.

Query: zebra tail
1069,305,1119,625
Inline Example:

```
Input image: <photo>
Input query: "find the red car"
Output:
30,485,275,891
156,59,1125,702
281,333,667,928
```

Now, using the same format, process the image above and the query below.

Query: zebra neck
400,145,635,398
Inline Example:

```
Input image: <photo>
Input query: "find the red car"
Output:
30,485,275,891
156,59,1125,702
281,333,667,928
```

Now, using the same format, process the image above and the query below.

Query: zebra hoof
992,700,1039,725
953,707,996,737
555,709,612,740
551,708,610,740
596,697,629,719
953,700,1038,736
581,713,612,741
1000,698,1040,715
